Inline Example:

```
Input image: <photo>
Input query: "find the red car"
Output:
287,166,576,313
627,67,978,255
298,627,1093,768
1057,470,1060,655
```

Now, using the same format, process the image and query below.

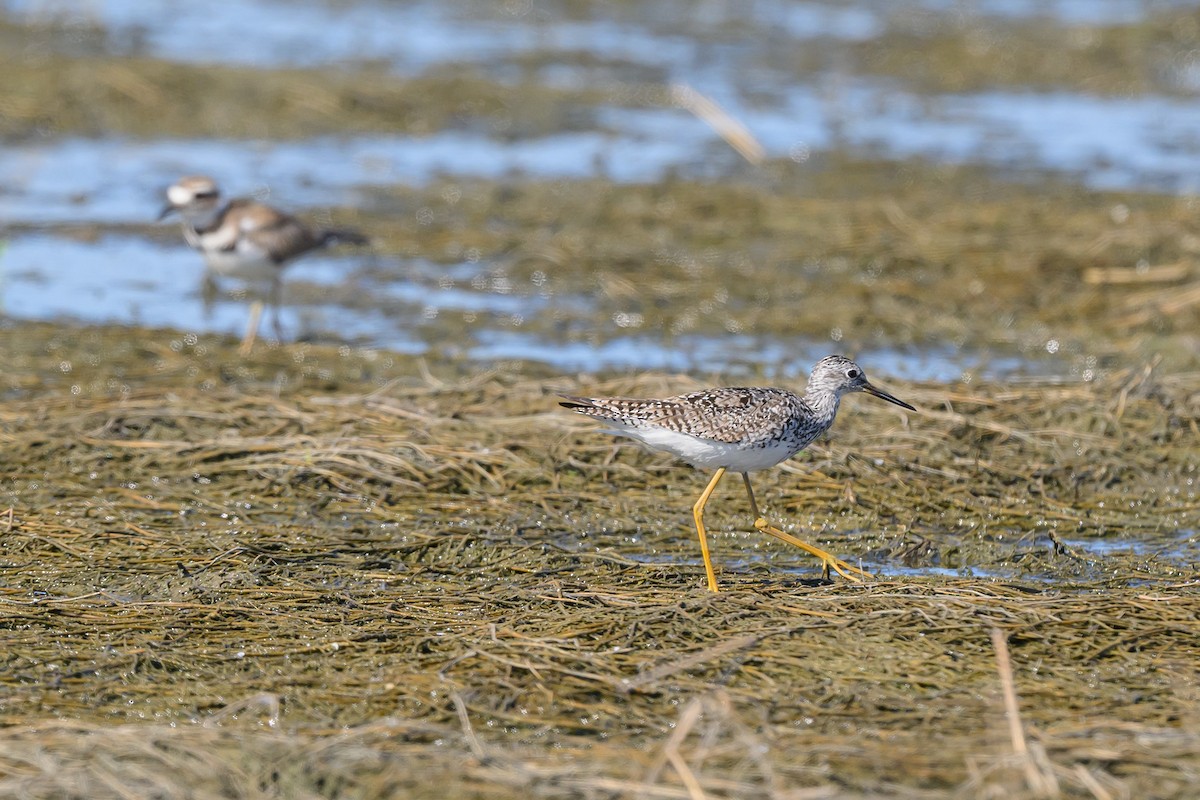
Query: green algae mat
1,323,1196,799
3,6,1200,795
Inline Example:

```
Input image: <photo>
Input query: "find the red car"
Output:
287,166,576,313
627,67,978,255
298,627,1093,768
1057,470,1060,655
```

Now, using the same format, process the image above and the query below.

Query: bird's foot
752,517,873,582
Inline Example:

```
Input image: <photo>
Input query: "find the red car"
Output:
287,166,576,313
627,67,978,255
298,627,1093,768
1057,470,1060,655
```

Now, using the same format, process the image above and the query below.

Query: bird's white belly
613,426,799,472
202,246,277,282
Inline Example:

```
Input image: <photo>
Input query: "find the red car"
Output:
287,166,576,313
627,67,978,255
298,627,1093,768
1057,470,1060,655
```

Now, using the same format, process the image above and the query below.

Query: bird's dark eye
846,369,860,379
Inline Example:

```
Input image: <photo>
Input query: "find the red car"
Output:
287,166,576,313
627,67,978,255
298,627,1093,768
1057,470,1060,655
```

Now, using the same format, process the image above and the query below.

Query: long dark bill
862,382,916,411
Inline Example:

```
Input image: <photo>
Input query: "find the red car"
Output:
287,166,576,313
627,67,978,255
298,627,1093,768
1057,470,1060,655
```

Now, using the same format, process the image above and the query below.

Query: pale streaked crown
806,355,870,397
166,175,220,208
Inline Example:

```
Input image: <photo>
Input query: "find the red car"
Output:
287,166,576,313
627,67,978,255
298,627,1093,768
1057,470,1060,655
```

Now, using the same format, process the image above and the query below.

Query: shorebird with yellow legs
560,355,916,592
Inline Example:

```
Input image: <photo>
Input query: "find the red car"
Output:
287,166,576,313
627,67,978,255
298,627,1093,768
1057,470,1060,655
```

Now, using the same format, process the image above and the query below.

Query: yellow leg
692,468,726,592
239,300,264,356
740,472,872,582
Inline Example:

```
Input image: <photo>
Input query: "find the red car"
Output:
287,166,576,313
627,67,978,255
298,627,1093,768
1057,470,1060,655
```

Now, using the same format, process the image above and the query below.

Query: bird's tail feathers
320,228,370,247
558,394,597,411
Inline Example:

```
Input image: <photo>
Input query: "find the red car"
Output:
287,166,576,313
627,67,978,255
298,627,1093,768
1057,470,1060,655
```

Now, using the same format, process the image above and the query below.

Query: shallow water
622,528,1200,584
1,230,1082,380
3,0,1199,376
7,84,1200,227
1064,530,1198,559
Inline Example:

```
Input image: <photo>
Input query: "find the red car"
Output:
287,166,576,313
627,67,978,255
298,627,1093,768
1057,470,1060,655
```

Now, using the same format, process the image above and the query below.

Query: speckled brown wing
560,388,807,446
229,200,325,263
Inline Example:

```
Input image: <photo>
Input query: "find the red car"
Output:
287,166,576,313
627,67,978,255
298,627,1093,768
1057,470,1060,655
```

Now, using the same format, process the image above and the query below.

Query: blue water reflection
2,0,1195,375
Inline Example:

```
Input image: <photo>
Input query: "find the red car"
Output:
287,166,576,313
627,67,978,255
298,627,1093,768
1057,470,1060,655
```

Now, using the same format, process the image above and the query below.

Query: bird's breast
618,426,808,471
201,246,277,281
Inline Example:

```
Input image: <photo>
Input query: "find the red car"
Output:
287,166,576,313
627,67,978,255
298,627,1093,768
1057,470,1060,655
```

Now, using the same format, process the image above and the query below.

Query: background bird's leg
239,301,264,356
200,271,220,318
269,273,285,341
740,472,873,582
692,467,726,592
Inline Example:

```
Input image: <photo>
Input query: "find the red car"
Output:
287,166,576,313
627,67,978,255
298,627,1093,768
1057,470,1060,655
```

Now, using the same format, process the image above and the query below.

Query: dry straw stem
991,628,1059,798
671,83,765,165
0,326,1198,798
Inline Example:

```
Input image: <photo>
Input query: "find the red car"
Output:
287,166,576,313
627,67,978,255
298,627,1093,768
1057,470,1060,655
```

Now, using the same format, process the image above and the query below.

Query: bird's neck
180,204,226,236
803,387,841,428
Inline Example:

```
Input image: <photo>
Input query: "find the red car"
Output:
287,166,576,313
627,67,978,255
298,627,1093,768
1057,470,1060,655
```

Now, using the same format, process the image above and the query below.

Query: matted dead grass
1,323,1197,798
